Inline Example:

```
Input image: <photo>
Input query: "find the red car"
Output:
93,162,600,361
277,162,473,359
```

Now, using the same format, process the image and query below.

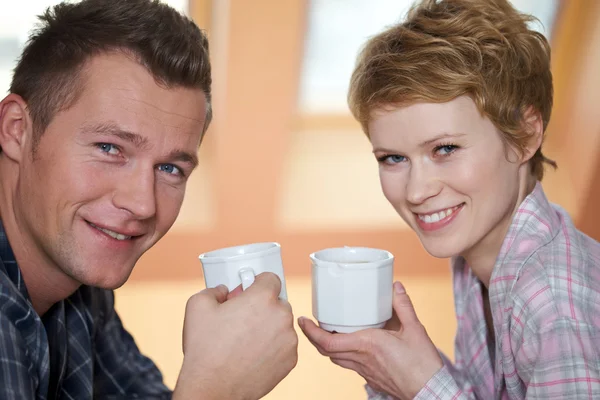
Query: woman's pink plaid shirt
368,183,600,399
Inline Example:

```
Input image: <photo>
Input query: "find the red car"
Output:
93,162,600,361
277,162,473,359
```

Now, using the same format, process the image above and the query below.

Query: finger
304,333,329,356
298,317,330,355
392,281,420,326
279,297,293,314
301,327,362,363
245,272,282,299
300,326,335,357
226,284,243,300
196,284,229,305
298,317,360,354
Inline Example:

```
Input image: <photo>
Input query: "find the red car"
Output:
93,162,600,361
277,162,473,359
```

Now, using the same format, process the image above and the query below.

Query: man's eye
158,164,182,176
97,143,120,156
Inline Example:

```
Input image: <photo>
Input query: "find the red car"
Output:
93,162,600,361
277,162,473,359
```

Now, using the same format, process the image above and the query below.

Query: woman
298,0,600,398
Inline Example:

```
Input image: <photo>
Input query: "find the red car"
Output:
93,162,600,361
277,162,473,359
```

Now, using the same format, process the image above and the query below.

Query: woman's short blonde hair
348,0,556,180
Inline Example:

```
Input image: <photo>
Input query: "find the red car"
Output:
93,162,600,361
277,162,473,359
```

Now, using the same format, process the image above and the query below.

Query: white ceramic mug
199,242,288,300
311,246,394,333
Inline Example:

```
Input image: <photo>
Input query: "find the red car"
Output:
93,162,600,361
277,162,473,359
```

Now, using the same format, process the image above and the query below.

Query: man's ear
520,106,544,163
0,94,33,163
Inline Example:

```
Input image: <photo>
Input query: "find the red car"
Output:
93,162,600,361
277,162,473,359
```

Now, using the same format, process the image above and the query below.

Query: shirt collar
0,219,32,302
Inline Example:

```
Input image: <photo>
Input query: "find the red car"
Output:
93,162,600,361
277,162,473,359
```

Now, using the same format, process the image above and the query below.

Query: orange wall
546,0,600,237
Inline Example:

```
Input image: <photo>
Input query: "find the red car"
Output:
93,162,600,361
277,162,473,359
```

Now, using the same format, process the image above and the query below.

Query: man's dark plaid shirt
0,220,172,399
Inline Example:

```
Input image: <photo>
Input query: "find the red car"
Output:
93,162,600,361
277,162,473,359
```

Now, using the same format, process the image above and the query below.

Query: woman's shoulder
500,182,599,285
506,229,600,337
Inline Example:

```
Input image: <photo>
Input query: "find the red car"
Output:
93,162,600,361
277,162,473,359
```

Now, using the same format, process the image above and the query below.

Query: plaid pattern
0,220,172,399
368,183,600,399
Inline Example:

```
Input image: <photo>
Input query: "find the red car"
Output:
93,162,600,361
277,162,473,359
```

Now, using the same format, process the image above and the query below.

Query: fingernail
297,317,306,327
394,281,406,294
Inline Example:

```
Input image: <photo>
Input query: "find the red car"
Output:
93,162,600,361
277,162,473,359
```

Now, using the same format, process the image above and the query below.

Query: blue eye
435,144,458,156
377,154,406,165
158,164,181,176
97,143,120,155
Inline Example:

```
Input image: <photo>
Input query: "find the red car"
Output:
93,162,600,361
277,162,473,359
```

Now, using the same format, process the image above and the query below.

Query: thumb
227,284,243,300
200,284,230,305
392,281,419,326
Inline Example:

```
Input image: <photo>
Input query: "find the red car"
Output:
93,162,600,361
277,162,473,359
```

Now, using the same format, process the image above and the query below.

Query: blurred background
1,0,599,398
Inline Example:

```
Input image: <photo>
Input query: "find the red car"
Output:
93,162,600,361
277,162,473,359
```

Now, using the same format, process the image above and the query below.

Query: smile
416,203,464,224
88,222,132,241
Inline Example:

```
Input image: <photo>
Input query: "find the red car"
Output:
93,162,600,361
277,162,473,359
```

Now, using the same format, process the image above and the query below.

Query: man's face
15,52,207,289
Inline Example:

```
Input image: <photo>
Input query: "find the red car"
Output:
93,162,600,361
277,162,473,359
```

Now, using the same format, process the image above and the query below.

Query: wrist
410,357,445,398
391,355,444,399
173,358,225,400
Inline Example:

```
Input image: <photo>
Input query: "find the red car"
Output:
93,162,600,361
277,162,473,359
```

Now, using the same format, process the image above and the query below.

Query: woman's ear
0,94,33,163
520,106,544,163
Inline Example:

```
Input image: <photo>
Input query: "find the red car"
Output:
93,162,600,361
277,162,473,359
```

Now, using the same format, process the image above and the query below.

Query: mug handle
239,268,256,290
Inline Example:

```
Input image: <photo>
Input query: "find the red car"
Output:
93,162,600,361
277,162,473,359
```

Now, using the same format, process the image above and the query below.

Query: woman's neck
463,170,537,288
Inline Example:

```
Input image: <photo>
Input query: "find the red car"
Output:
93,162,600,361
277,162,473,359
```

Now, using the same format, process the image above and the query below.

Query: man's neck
18,257,80,315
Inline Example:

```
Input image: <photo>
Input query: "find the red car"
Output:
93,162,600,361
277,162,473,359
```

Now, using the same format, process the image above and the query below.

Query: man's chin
72,265,135,290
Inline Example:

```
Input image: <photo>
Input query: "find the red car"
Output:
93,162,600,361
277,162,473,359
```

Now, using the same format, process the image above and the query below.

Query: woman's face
369,96,528,260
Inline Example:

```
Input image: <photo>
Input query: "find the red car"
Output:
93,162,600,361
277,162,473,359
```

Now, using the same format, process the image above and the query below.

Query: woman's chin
420,240,461,259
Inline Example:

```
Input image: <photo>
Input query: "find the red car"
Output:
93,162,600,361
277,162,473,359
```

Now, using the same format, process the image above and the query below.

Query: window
298,0,560,114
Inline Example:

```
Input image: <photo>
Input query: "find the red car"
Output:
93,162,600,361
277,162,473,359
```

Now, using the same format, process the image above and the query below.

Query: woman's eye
435,145,458,156
379,154,406,164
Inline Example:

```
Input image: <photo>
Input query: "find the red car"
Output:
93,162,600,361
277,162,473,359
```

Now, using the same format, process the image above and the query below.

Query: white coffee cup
199,242,288,300
310,246,394,333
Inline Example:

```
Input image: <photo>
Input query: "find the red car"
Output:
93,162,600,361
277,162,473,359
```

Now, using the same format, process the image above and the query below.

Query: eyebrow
81,122,150,149
81,121,199,169
372,132,466,154
168,150,199,169
419,132,466,148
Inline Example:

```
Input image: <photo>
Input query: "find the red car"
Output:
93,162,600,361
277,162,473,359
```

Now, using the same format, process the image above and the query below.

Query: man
0,0,298,398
